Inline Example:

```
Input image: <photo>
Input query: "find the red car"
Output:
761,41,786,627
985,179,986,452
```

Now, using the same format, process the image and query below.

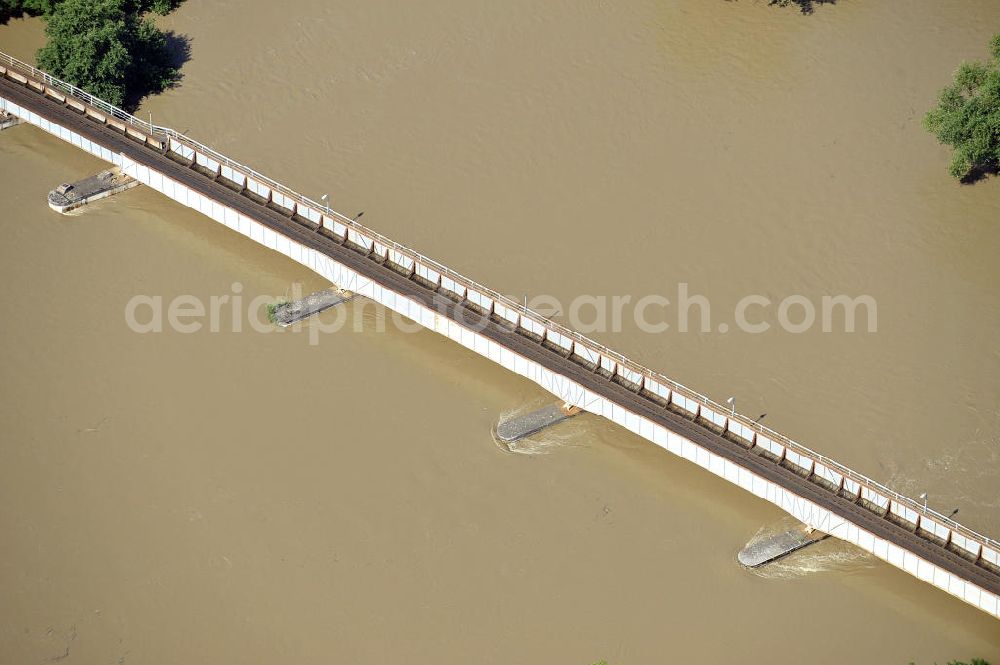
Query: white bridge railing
2,49,998,567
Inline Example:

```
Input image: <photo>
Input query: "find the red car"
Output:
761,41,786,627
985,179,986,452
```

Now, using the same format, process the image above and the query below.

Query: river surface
1,1,999,663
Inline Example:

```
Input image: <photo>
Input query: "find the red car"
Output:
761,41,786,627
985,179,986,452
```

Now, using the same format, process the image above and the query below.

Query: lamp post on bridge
317,195,331,233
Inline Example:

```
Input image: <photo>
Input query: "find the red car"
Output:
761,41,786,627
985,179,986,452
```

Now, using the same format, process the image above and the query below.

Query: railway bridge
1,50,998,620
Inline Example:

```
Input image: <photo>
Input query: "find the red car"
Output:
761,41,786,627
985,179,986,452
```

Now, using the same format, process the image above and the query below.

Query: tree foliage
1,0,176,22
2,0,184,110
0,0,60,22
924,35,1000,181
138,0,183,15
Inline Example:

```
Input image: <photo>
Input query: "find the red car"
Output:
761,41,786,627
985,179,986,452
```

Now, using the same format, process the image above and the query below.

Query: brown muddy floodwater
1,1,999,663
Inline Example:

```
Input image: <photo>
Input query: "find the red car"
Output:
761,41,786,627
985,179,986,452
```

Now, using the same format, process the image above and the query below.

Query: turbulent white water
493,401,587,455
743,518,876,580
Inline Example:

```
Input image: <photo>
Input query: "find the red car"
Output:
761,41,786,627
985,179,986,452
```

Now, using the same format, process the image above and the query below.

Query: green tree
924,34,1000,181
1,0,67,23
1,0,178,23
21,0,60,17
35,0,179,109
139,0,182,15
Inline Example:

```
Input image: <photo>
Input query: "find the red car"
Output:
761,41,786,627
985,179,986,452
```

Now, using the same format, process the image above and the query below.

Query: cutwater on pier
47,166,138,213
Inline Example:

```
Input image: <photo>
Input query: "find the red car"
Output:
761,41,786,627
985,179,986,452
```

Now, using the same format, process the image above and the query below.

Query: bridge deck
3,74,998,600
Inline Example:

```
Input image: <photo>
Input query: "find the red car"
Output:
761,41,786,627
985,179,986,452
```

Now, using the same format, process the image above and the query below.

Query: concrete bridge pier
496,401,582,445
47,167,138,214
269,288,354,327
738,524,828,567
0,109,22,131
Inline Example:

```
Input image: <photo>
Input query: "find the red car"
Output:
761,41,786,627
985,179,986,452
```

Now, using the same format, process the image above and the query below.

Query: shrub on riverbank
924,34,1000,182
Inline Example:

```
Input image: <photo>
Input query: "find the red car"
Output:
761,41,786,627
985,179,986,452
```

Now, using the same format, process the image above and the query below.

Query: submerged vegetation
723,0,837,15
924,34,1000,182
0,0,186,110
767,0,836,14
265,301,286,324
